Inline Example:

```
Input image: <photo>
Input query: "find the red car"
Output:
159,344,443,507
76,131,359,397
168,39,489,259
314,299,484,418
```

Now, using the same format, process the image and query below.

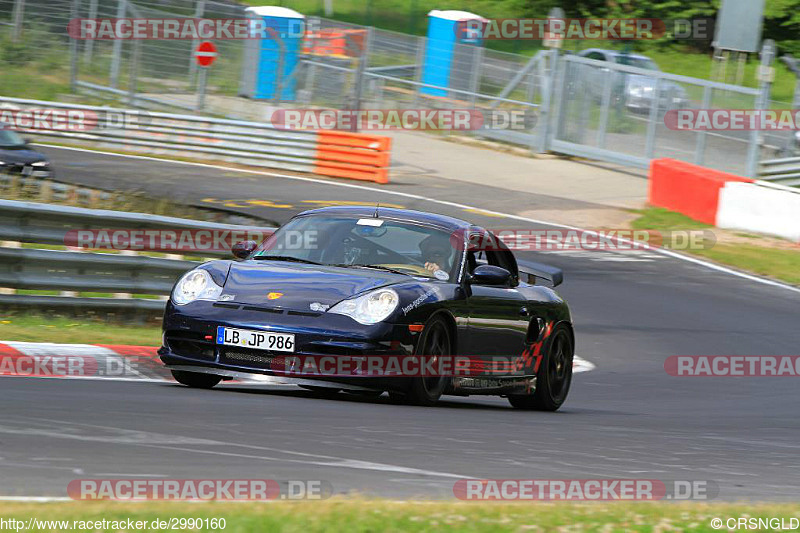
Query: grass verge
0,500,798,532
631,207,800,286
0,314,161,345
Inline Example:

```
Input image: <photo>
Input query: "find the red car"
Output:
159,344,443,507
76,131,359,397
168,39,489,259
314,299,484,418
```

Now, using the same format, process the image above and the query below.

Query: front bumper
159,300,417,386
0,163,52,179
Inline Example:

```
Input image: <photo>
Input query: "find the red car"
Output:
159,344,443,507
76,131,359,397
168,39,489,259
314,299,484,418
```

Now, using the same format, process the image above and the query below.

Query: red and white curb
0,341,594,383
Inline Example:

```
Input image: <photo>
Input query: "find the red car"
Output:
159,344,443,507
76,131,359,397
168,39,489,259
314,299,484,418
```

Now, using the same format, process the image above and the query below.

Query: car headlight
31,161,49,167
172,269,223,305
328,288,399,325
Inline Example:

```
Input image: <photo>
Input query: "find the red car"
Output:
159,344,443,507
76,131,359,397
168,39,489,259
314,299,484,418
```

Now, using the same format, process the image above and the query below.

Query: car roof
294,205,476,232
580,48,651,60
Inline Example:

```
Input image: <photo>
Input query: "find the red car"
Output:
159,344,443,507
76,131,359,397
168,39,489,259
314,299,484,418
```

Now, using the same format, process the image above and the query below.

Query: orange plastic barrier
314,131,392,184
303,29,367,58
648,158,753,225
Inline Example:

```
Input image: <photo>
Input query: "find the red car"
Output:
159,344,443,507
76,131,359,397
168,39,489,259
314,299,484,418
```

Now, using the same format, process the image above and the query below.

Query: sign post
194,41,218,111
543,7,565,49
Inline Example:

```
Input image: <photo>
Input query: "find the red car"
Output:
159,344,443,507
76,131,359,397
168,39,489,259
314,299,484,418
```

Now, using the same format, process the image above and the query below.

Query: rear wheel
508,325,573,411
403,317,451,406
171,370,221,389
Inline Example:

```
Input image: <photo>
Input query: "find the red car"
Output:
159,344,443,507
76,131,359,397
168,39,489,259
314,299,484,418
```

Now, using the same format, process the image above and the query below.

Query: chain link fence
1,0,792,179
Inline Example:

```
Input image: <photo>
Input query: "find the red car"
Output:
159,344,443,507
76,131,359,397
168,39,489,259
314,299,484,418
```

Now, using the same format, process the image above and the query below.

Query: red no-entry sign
194,41,218,67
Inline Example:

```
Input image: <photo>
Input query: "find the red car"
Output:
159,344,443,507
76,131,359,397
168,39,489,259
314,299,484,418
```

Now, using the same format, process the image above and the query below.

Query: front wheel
403,317,451,406
171,370,221,389
508,324,573,411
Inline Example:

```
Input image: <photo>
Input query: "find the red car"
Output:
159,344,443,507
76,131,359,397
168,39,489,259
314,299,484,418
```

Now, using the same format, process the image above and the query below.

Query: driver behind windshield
419,234,453,274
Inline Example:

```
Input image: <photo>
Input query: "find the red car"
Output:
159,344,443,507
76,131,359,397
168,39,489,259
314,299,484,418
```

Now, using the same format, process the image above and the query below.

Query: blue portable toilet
421,10,486,97
239,6,305,101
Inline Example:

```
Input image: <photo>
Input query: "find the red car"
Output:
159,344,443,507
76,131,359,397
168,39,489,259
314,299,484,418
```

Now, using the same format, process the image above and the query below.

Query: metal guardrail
0,199,256,258
759,156,800,187
0,96,393,183
0,96,321,174
0,199,274,315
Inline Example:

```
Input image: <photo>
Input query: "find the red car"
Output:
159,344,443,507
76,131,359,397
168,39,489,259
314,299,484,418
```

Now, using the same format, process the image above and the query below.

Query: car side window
466,251,478,274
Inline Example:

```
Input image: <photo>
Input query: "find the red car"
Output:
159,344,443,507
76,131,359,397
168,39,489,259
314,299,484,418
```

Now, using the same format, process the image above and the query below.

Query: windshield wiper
252,255,321,265
334,264,413,276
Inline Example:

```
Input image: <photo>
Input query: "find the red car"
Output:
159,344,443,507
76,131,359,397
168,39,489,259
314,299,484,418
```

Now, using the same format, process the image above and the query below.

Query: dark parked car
159,206,575,410
0,124,52,178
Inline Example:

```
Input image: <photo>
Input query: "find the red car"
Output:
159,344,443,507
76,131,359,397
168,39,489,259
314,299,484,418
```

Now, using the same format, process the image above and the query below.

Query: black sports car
159,206,575,410
0,124,52,178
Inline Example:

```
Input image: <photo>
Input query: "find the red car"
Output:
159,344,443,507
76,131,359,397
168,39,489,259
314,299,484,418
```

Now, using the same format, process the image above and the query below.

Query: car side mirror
231,240,257,259
470,264,511,286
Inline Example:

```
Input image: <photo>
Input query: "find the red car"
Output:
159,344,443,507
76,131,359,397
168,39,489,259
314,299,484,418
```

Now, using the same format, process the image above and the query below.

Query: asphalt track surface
2,145,799,500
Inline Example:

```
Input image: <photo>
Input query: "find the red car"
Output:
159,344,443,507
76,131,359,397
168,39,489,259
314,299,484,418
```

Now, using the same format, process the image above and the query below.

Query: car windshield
0,127,26,148
253,215,460,281
617,55,659,71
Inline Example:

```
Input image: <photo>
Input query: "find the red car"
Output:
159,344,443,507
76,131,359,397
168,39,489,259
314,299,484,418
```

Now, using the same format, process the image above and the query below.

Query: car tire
508,324,573,411
403,317,451,406
171,370,222,389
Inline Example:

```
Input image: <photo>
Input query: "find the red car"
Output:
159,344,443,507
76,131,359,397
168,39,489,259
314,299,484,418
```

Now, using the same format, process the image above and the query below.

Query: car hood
0,146,46,164
222,260,406,309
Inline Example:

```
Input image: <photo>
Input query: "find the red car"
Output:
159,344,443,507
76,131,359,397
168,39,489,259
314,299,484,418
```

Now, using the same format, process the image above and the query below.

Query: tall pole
746,40,774,179
196,67,208,111
109,0,127,88
11,0,25,42
82,0,99,64
69,0,80,92
350,26,372,132
188,0,206,88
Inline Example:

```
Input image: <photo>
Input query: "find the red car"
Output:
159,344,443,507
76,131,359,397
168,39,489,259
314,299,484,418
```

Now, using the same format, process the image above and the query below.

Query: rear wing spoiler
517,260,564,287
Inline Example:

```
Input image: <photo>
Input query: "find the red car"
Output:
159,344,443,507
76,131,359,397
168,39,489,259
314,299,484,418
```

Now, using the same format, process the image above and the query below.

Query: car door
464,249,529,363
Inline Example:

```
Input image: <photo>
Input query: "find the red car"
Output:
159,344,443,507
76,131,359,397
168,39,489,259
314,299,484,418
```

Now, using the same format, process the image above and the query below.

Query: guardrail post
0,241,20,295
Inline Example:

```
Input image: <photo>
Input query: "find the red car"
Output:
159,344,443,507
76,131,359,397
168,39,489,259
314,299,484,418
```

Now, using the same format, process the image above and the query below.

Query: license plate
216,326,295,353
